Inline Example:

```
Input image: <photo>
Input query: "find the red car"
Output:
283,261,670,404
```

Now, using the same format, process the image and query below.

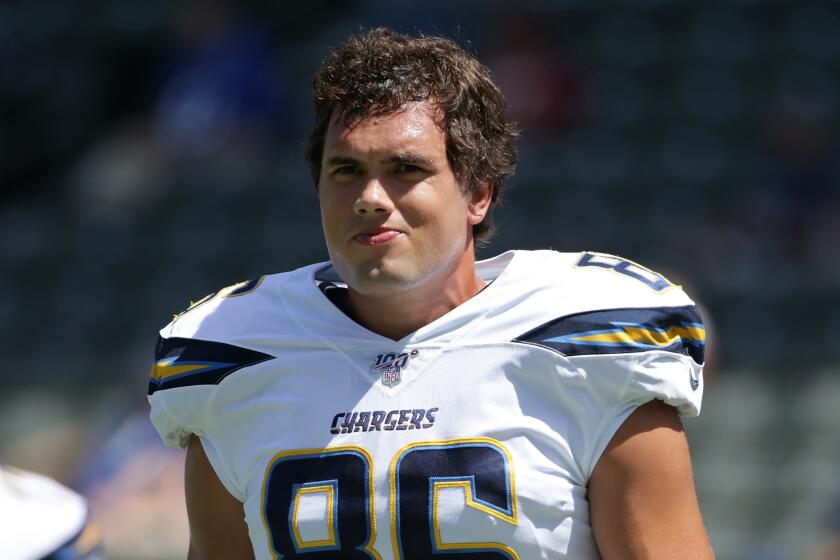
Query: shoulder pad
148,335,274,395
515,304,705,366
167,276,266,328
572,251,678,293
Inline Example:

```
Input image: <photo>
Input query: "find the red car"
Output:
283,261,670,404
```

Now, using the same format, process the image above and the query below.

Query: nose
353,176,393,216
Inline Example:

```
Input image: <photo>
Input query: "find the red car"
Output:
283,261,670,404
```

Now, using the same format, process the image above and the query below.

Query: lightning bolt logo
150,355,236,383
544,321,705,350
148,336,274,394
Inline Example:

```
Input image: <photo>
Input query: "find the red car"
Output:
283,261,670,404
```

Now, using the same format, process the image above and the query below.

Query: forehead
322,101,446,158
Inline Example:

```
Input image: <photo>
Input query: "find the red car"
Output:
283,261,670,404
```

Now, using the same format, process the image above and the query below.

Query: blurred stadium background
1,1,839,558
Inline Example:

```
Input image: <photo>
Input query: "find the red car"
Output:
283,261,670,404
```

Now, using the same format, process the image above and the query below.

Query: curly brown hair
305,27,518,244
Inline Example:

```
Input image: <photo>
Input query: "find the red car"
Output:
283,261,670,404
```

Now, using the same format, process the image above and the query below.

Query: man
148,28,714,559
0,465,102,559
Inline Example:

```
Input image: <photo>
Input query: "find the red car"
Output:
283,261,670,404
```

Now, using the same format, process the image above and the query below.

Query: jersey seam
490,338,624,485
204,389,246,502
154,391,193,448
582,369,639,482
505,340,610,411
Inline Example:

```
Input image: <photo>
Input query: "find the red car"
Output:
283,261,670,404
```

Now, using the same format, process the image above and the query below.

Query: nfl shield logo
370,350,417,387
380,365,401,386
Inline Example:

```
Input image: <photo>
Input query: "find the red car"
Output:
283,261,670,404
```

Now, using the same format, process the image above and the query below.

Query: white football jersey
148,250,704,559
0,466,101,560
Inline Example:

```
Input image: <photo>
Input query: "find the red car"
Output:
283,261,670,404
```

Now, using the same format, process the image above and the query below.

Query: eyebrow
324,156,359,167
324,153,436,167
389,153,435,166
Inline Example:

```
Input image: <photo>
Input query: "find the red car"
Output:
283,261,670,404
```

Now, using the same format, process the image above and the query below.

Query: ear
466,182,493,226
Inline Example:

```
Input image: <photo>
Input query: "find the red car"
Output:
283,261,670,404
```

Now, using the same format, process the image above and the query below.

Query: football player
0,465,102,560
149,28,714,559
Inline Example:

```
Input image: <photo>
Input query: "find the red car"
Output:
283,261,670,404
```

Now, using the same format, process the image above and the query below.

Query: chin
343,262,419,295
352,270,410,295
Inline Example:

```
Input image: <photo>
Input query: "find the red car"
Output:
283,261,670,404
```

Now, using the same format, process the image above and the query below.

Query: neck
347,250,486,341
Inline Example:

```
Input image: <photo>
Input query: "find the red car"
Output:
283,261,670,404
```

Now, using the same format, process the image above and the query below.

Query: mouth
353,228,402,246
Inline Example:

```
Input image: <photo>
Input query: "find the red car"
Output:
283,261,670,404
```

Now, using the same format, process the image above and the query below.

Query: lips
353,228,402,245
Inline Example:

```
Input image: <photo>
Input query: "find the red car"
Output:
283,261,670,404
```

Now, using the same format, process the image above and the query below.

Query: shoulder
149,333,275,397
477,250,704,362
521,250,693,308
521,248,704,363
149,274,282,397
510,250,705,415
161,273,280,342
157,259,332,343
147,262,327,447
511,250,702,340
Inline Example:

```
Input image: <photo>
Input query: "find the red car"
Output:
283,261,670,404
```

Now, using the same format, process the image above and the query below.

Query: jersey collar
284,250,523,348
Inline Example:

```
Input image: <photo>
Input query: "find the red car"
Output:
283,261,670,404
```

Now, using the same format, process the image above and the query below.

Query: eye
395,163,427,176
329,164,361,182
334,164,358,175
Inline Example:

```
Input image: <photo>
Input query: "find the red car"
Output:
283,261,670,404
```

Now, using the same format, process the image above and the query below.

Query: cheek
408,194,470,245
319,195,343,241
319,187,348,219
401,182,467,223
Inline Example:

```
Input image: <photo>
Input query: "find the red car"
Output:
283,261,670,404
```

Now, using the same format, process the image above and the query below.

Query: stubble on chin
343,258,422,297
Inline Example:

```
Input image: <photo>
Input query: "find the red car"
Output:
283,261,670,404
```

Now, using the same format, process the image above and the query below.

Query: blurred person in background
809,500,840,560
74,388,190,558
151,0,285,160
147,28,712,559
0,465,102,560
487,9,586,138
72,0,288,225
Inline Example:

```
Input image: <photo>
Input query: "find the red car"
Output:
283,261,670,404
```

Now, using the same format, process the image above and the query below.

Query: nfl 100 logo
370,350,418,387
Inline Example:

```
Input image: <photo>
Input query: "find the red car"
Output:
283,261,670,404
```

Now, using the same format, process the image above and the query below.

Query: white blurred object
0,465,100,560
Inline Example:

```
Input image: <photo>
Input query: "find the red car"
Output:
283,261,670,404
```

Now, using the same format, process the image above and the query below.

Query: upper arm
588,400,714,560
185,435,255,560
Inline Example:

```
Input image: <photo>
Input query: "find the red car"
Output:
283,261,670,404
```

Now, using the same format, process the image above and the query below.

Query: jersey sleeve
516,291,705,480
540,303,704,410
573,304,705,479
147,331,274,449
147,334,213,449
